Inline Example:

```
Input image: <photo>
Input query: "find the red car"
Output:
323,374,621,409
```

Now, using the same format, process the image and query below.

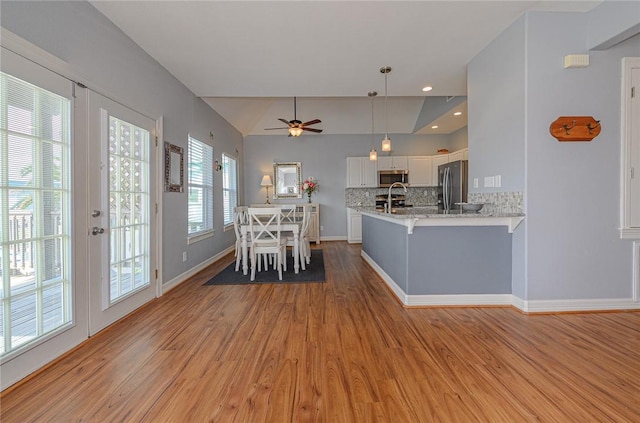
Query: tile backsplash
345,187,439,207
346,188,524,214
468,191,523,214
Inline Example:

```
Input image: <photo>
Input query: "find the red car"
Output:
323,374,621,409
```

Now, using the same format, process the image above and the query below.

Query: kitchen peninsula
359,207,524,307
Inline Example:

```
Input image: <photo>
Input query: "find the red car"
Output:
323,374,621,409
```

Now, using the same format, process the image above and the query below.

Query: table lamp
260,175,273,204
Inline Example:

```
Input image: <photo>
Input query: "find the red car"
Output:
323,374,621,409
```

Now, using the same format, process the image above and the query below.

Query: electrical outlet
473,178,479,188
320,225,324,231
182,252,187,262
365,191,369,197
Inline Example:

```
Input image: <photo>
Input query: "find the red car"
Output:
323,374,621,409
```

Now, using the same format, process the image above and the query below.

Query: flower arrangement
302,177,318,203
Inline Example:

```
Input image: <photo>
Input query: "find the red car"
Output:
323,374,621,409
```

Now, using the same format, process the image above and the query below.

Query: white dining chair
232,206,250,272
285,207,311,269
247,207,287,281
279,204,298,223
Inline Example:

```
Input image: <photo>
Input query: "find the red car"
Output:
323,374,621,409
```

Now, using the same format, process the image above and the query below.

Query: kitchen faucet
387,182,408,213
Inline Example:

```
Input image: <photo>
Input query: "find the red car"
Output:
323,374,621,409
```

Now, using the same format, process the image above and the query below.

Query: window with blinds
0,71,72,356
187,136,213,238
222,153,237,227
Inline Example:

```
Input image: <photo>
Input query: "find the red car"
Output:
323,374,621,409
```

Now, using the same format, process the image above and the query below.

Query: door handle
91,227,105,236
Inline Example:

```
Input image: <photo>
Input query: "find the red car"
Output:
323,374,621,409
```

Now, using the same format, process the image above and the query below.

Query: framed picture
164,142,184,192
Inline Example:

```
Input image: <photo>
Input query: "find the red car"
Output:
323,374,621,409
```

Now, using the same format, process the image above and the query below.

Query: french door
87,92,157,335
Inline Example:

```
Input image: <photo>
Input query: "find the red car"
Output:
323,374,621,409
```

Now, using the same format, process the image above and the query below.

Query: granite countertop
356,206,524,219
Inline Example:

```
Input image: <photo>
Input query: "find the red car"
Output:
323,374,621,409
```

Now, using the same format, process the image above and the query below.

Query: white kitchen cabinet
346,157,377,188
408,156,433,186
377,156,408,171
432,154,449,184
448,149,464,163
347,208,362,243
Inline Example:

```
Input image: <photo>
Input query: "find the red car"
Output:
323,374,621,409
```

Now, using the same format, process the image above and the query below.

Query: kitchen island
359,207,524,306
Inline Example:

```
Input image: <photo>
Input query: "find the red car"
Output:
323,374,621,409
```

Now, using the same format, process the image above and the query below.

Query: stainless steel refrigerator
438,160,468,211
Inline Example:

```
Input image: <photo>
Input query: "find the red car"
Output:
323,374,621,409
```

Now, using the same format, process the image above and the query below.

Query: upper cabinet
346,157,377,188
377,156,408,171
347,149,467,188
448,149,465,163
431,154,449,184
408,156,433,187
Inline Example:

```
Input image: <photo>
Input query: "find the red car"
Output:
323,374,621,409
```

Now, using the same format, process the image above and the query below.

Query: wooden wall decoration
549,116,601,142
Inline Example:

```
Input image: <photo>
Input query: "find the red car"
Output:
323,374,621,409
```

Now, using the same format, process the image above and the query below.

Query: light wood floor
2,241,640,422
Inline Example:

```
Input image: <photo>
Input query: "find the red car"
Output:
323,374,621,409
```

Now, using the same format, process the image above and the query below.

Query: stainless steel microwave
378,170,409,187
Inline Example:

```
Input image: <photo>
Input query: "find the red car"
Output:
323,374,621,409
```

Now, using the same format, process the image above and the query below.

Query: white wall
0,1,244,283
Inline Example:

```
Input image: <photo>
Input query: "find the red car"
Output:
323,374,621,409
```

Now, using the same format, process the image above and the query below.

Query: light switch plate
473,178,479,188
484,176,495,188
495,175,502,187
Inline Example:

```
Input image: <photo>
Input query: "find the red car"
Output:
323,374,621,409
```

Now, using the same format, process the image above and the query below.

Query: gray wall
468,15,527,299
468,4,640,302
468,16,526,194
243,133,461,239
525,12,638,301
1,1,244,283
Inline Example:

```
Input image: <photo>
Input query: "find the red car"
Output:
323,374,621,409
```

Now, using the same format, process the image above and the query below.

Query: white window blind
1,71,72,356
187,136,213,237
222,153,237,226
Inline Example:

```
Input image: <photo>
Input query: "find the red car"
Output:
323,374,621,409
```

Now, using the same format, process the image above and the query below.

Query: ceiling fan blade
278,118,291,126
301,119,321,126
303,127,323,133
264,127,289,130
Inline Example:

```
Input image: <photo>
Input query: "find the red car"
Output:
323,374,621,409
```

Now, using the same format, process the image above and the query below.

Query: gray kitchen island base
361,212,520,307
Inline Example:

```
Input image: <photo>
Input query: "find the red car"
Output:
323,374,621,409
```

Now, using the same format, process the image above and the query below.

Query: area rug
204,250,325,285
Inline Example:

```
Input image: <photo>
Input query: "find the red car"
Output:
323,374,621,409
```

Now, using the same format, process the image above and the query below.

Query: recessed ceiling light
453,111,462,116
431,125,438,129
422,86,433,92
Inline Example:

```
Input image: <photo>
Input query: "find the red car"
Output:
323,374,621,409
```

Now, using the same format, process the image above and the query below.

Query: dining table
239,219,302,276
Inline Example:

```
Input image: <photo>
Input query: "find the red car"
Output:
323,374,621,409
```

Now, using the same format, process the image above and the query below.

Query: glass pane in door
0,71,71,356
107,116,149,303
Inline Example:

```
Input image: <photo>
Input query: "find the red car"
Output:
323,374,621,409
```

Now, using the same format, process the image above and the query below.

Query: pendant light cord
384,72,388,138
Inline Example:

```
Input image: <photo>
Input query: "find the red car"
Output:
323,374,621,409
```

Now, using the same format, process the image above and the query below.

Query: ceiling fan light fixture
380,66,392,153
289,127,303,137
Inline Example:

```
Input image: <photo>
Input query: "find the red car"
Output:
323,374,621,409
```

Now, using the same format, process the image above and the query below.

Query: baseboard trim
512,297,640,313
363,250,640,312
320,235,347,242
161,245,234,294
406,294,512,307
361,251,408,304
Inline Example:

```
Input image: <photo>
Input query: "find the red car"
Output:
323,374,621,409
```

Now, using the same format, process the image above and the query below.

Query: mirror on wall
273,162,302,199
164,142,184,192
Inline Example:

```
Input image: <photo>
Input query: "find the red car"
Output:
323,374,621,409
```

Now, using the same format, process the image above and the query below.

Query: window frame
187,135,214,243
221,152,238,229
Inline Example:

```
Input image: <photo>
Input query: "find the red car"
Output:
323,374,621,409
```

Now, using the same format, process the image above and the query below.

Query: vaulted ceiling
91,1,600,137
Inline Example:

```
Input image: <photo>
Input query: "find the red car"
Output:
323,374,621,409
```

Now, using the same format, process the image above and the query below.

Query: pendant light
380,66,392,152
368,91,378,161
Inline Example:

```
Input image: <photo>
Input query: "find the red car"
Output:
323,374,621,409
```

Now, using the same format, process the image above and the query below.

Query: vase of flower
302,177,318,204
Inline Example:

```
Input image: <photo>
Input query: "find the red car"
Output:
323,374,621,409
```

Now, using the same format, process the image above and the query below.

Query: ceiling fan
264,97,322,137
